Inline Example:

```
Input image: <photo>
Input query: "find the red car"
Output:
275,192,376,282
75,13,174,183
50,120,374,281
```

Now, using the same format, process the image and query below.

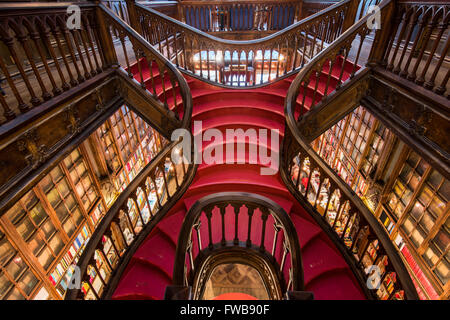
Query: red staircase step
290,214,322,248
305,269,366,300
112,261,171,300
156,210,186,246
133,231,176,279
301,238,349,286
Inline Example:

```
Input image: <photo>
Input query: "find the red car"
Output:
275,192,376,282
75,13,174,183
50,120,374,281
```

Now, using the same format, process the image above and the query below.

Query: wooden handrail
173,192,304,299
282,0,419,300
134,0,351,87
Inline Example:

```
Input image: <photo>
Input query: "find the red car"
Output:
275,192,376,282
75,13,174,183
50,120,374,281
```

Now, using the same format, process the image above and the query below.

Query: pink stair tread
113,261,171,300
134,232,176,278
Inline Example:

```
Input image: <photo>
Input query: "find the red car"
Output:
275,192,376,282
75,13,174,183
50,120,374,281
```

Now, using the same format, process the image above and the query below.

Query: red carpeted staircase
112,57,366,300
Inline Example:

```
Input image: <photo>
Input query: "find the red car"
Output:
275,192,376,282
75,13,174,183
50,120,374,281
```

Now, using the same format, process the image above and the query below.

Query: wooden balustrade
178,0,303,33
282,0,419,300
134,0,351,87
0,2,105,124
172,192,304,299
0,2,192,131
103,0,130,24
282,133,418,299
376,1,449,96
285,0,385,121
100,3,193,128
65,140,196,300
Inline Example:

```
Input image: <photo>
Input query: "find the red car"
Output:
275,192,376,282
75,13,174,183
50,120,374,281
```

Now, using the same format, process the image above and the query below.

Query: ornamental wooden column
125,0,143,34
341,0,359,32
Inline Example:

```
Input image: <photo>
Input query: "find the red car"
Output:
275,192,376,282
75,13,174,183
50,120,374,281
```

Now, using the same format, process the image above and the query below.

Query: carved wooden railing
173,192,304,300
285,0,384,121
178,0,303,33
0,2,105,124
65,139,196,300
282,0,419,300
281,129,420,300
374,1,449,97
0,2,192,130
100,3,193,129
103,0,130,24
134,0,351,87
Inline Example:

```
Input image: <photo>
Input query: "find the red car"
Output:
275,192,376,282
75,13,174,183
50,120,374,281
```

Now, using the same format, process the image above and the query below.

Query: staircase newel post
125,0,143,35
177,0,184,22
341,0,359,32
94,4,119,68
367,0,396,68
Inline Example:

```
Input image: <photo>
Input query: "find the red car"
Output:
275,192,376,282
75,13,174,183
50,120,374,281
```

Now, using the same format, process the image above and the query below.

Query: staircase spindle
204,207,214,249
259,208,269,252
233,204,240,245
246,205,255,247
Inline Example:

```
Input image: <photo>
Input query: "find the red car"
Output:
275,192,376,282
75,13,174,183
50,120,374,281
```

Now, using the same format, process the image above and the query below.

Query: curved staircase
111,57,367,300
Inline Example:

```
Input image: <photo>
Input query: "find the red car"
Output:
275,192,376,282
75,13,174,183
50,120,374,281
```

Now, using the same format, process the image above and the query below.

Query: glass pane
0,272,13,299
434,259,449,285
407,152,420,167
72,208,83,226
47,189,61,208
416,159,428,175
49,234,64,256
408,173,421,190
50,166,64,181
55,203,68,222
22,191,38,210
429,196,445,217
418,186,433,206
40,220,56,240
65,194,77,212
5,287,24,300
410,227,425,248
16,217,35,241
18,270,38,295
5,255,27,280
63,220,76,238
439,179,450,201
399,164,412,182
423,246,440,267
30,204,47,226
28,233,45,256
401,188,413,205
57,179,70,198
420,212,436,233
37,247,54,270
402,218,414,234
6,204,26,225
428,170,443,190
410,201,424,221
433,230,449,253
40,176,53,193
0,238,15,267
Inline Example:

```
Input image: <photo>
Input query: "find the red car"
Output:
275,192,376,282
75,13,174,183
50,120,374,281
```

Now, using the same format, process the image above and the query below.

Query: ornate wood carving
364,74,450,165
16,128,49,169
